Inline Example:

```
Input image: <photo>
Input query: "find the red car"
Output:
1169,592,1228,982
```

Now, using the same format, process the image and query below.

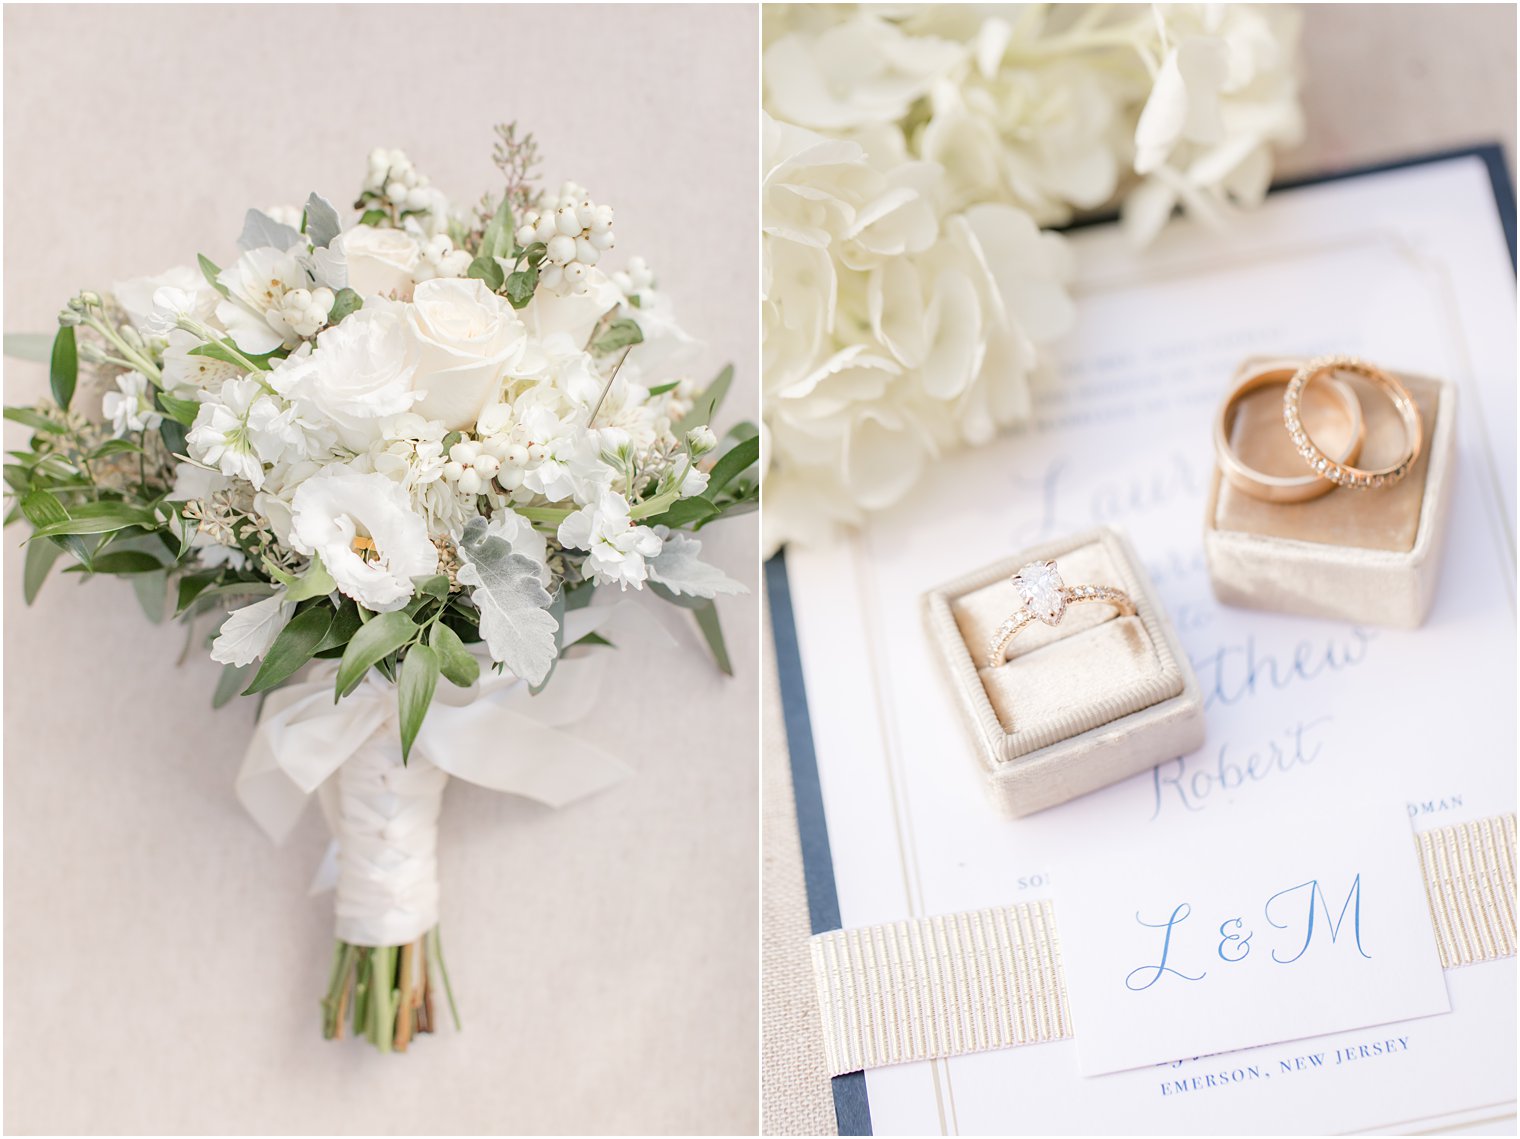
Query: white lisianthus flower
407,278,528,431
216,244,312,354
186,376,306,489
288,466,439,612
341,226,423,298
210,593,297,667
556,490,663,590
271,304,421,450
101,372,163,436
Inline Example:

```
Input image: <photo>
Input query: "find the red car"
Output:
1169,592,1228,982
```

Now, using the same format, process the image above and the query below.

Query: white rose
288,466,438,613
341,226,423,299
407,278,527,431
272,305,420,450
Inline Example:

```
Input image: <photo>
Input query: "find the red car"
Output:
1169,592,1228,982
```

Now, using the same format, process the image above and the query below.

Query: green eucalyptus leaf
335,609,417,699
213,662,253,708
88,549,166,575
22,537,63,604
155,390,200,427
647,496,718,530
397,644,440,762
4,407,64,434
692,599,733,676
504,267,537,308
20,489,68,529
131,570,169,622
314,600,362,655
675,364,733,436
468,256,505,293
243,605,334,696
188,340,277,372
359,209,388,227
198,254,231,298
328,288,363,324
175,571,221,615
49,326,78,411
591,317,644,355
412,573,450,600
428,622,479,688
705,434,760,497
268,554,336,602
29,501,159,538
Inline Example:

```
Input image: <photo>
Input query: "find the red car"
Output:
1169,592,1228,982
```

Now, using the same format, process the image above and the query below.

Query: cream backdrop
3,5,759,1135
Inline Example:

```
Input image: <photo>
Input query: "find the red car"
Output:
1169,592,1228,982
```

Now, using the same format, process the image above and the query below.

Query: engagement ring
984,560,1137,669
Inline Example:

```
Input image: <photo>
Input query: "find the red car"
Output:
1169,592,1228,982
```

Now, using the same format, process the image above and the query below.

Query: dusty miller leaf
239,208,303,252
455,517,557,686
303,192,343,249
646,532,747,599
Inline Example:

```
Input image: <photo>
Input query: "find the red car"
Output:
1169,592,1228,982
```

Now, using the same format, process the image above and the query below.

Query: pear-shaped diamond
1013,560,1065,624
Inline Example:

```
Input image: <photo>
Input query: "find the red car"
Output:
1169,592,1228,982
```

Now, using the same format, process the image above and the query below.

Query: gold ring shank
1215,364,1366,503
984,586,1138,670
1283,355,1423,489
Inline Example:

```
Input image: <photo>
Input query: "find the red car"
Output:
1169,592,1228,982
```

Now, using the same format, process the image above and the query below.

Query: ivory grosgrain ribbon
235,600,673,946
810,813,1517,1077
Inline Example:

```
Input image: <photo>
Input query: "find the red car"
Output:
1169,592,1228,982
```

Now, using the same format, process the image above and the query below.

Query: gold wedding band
1215,363,1366,503
1283,355,1423,489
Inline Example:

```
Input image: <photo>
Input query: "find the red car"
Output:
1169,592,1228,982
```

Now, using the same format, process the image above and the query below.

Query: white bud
538,263,564,290
589,207,614,233
449,441,479,465
574,236,600,265
457,469,483,495
515,224,537,247
473,453,500,478
533,215,558,244
564,262,588,284
555,206,582,237
574,202,595,228
504,443,529,466
442,460,464,481
385,180,409,204
687,425,718,456
587,229,616,252
497,466,524,490
526,443,547,463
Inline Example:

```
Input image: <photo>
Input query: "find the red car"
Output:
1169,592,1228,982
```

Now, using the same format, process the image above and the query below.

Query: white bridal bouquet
762,3,1304,549
5,125,755,1051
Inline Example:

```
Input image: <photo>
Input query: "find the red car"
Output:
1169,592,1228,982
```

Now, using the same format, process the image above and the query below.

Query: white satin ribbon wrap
235,600,673,946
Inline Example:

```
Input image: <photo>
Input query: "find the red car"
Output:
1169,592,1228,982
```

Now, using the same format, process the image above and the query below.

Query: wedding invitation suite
771,151,1516,1134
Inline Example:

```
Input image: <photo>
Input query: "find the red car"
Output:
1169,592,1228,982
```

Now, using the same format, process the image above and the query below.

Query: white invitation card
777,153,1516,1134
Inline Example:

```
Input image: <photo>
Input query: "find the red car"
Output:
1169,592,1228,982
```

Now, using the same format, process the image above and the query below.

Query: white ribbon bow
235,600,674,849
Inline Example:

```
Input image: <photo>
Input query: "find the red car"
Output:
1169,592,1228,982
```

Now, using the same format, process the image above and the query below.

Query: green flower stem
322,929,450,1051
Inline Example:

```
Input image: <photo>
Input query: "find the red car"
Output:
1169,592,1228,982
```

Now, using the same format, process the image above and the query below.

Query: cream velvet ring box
1204,357,1457,627
924,527,1206,818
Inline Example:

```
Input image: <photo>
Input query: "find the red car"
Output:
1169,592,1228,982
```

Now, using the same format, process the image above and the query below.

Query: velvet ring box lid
924,527,1206,819
1204,356,1457,628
